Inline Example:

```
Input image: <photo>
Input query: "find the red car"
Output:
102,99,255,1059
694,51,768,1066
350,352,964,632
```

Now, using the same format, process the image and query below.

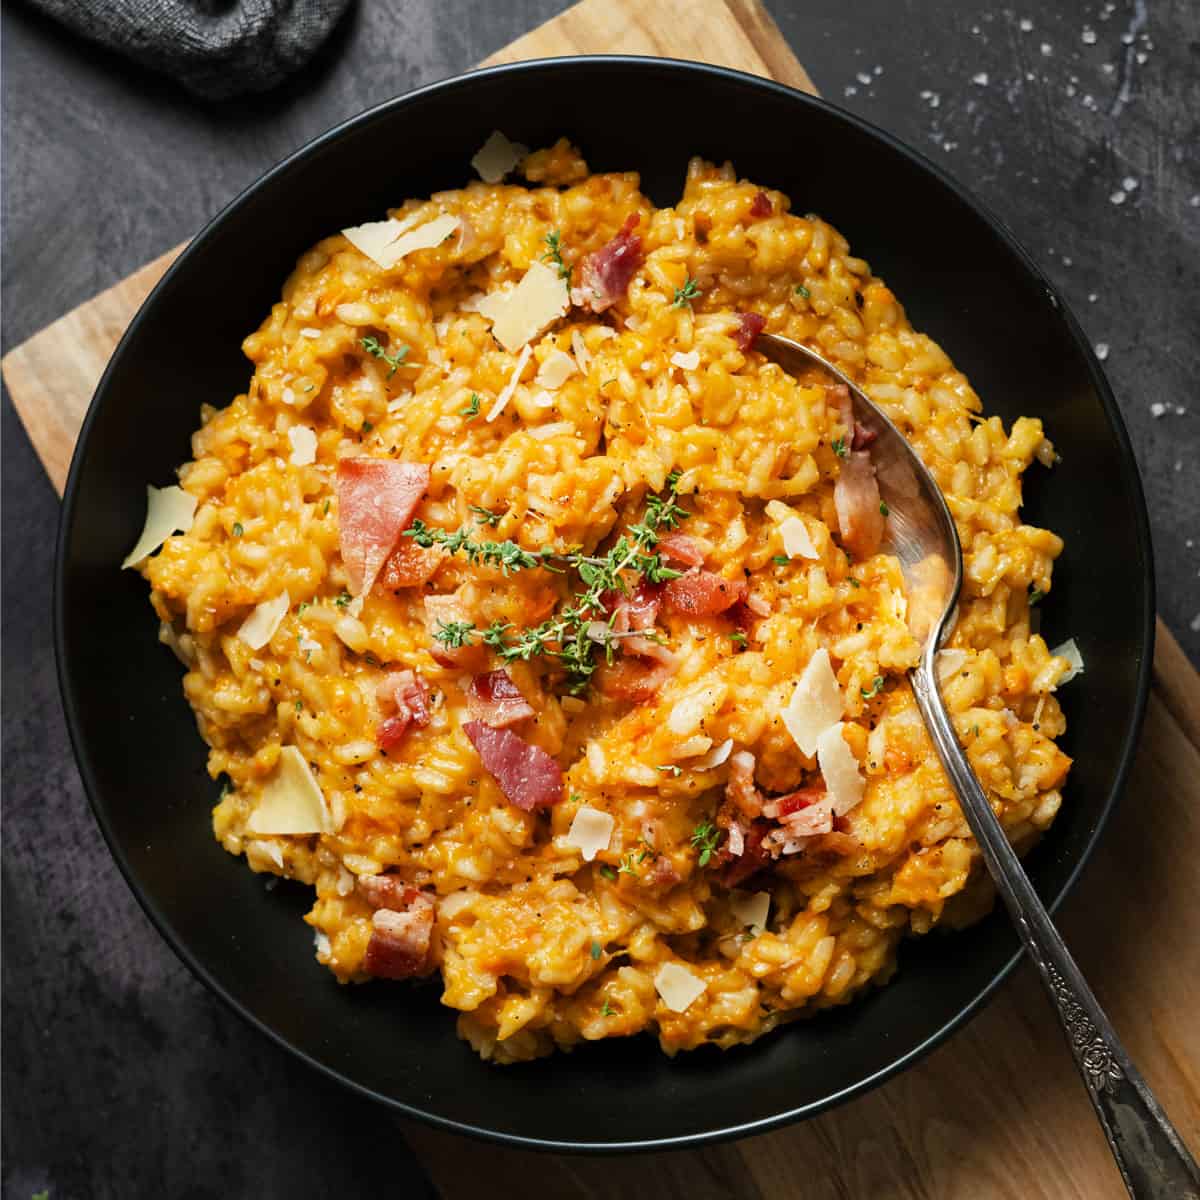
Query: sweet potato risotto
127,135,1077,1063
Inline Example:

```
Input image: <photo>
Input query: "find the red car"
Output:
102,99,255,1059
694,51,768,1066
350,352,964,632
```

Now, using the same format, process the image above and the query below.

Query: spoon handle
909,664,1200,1199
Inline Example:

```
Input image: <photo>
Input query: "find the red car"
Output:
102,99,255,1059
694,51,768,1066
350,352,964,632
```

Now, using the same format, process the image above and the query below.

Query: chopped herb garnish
590,940,602,960
879,500,890,516
848,577,862,588
470,505,503,527
360,335,409,378
794,284,811,298
294,700,303,714
432,619,477,649
598,864,618,881
363,652,379,667
618,853,641,878
323,499,331,515
232,522,244,537
297,601,309,615
832,437,849,458
218,780,231,801
656,764,682,777
861,675,885,699
1029,587,1045,606
772,554,790,566
672,277,702,309
361,421,373,433
600,998,615,1017
461,392,482,418
541,229,571,281
971,724,980,738
690,819,721,867
335,591,352,609
730,631,748,649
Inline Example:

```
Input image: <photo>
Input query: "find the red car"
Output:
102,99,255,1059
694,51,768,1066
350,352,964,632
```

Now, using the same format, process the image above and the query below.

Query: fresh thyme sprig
541,229,571,281
420,473,689,691
360,335,409,378
690,819,721,866
672,278,702,309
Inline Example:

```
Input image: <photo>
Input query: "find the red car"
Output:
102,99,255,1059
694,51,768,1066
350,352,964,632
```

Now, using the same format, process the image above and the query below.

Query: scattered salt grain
1150,403,1166,418
1094,342,1110,361
1088,292,1098,302
1191,613,1200,633
971,72,989,85
1110,190,1127,205
1122,176,1139,192
1041,42,1052,56
1102,63,1115,74
844,85,858,97
1019,17,1033,32
856,71,872,86
1065,83,1077,97
1082,94,1097,110
873,65,883,75
1081,27,1097,44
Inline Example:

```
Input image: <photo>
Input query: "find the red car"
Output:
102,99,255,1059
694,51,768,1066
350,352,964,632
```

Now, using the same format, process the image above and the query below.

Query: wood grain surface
3,1,1196,1196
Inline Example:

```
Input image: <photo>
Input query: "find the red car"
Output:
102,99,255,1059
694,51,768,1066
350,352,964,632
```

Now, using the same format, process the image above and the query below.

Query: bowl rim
54,54,1156,1154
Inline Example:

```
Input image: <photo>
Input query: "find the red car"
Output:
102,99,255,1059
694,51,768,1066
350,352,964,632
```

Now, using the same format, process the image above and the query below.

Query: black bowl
55,57,1155,1151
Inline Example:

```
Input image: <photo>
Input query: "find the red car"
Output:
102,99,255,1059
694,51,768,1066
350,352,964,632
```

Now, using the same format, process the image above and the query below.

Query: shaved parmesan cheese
247,746,328,835
238,592,290,650
670,350,700,370
816,723,865,816
535,349,577,390
692,738,733,769
570,329,592,374
1052,638,1085,686
936,648,968,680
287,425,318,466
342,214,460,270
729,890,770,930
780,516,818,560
480,261,570,352
782,649,843,757
655,962,706,1013
121,485,197,569
564,805,615,861
486,343,532,422
459,291,492,314
470,130,528,182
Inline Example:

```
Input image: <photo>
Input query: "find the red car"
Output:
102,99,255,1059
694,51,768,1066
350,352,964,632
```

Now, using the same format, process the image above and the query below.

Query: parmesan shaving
247,746,328,835
486,343,532,422
570,329,592,374
121,485,197,569
816,723,866,816
692,738,734,769
655,962,706,1013
535,349,577,391
342,213,460,270
287,425,317,466
470,130,528,182
564,805,615,862
780,516,818,560
781,648,843,757
729,890,770,930
237,591,290,651
480,262,570,352
1051,638,1085,686
670,350,700,370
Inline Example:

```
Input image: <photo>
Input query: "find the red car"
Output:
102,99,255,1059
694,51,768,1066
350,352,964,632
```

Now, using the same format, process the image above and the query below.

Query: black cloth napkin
29,0,352,99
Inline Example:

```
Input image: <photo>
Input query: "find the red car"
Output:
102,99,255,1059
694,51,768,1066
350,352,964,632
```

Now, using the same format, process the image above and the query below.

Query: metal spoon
756,331,1200,1199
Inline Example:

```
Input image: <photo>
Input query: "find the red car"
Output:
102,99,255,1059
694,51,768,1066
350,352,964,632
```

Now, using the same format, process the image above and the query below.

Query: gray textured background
3,1,1197,1195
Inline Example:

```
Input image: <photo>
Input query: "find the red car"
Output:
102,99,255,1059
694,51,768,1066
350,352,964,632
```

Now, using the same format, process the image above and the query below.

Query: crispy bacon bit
834,450,885,559
779,801,834,838
851,423,877,451
336,459,430,597
380,538,445,590
772,786,827,818
357,875,420,912
647,855,681,889
662,569,747,617
571,214,644,313
375,669,430,750
376,714,411,751
749,191,773,219
466,669,534,728
732,311,767,352
464,721,563,811
726,750,763,819
657,533,708,568
595,655,675,703
363,891,436,980
720,821,771,887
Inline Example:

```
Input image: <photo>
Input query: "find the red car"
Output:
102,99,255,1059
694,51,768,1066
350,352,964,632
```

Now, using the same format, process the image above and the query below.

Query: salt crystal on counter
1110,190,1127,205
971,72,990,85
1081,27,1097,44
1019,17,1033,31
1094,342,1110,361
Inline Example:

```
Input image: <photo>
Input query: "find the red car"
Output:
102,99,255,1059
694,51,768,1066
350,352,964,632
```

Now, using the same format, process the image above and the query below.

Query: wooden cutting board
5,1,1196,1195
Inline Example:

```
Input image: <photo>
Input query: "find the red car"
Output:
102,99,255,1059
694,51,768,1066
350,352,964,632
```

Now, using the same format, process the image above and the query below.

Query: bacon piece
380,539,445,590
749,191,773,219
720,821,771,887
376,714,411,751
851,423,877,451
336,459,430,597
363,891,436,980
733,312,766,351
780,801,835,837
772,785,827,818
571,214,644,313
662,569,747,617
423,593,486,669
726,750,763,820
834,451,885,559
594,655,675,703
464,721,563,811
647,855,681,889
375,669,430,750
657,533,708,568
466,669,534,728
358,875,420,912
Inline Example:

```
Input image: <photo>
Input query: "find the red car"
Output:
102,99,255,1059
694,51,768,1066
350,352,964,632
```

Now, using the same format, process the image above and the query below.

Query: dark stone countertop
3,1,1196,1195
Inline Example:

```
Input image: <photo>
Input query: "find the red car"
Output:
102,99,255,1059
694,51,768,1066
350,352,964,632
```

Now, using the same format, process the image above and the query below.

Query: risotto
126,135,1077,1063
